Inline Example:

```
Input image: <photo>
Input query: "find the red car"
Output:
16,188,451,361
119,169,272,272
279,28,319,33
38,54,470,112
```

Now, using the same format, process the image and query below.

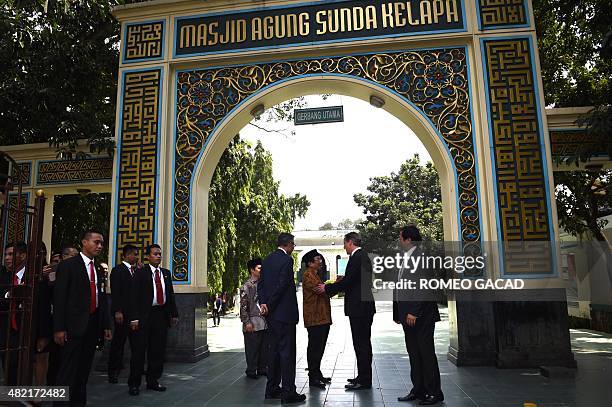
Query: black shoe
398,391,424,402
309,379,326,389
257,370,268,376
146,383,167,392
128,387,139,396
246,372,258,379
347,377,358,384
108,375,118,384
320,376,332,383
265,390,282,400
345,382,372,390
419,395,444,405
281,392,306,403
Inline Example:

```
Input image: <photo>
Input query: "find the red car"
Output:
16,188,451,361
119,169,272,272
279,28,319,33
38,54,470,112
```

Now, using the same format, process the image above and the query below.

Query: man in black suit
394,226,443,405
128,244,178,396
0,241,29,385
53,229,112,406
47,245,79,387
107,244,139,383
316,232,376,390
258,233,305,403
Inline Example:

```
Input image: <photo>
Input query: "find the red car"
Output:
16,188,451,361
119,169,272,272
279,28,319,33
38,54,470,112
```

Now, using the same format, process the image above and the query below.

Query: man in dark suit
128,244,178,396
107,244,139,383
0,241,28,385
316,232,376,390
47,245,79,387
53,229,112,406
258,233,305,403
394,225,443,405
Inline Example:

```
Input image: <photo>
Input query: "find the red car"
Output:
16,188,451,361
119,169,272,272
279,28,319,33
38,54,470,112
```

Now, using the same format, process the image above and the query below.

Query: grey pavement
83,293,612,406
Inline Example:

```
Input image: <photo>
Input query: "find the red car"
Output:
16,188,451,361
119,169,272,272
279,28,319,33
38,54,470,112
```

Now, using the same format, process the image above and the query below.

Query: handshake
314,275,343,295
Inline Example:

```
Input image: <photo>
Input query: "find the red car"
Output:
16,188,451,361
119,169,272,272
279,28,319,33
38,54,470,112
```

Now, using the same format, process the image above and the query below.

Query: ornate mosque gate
111,0,575,367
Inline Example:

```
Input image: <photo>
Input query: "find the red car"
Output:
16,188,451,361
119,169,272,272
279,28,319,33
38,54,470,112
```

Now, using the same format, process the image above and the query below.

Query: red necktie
155,269,164,305
89,261,97,313
10,274,19,330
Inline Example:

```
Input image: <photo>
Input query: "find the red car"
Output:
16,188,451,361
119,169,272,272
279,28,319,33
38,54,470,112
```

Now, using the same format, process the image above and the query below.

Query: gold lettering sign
175,0,464,57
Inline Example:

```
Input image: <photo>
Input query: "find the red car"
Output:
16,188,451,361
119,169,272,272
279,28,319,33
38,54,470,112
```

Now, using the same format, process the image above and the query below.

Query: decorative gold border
173,49,480,281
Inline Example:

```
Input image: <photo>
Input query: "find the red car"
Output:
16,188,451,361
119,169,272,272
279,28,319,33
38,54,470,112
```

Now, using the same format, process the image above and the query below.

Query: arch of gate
111,0,575,367
190,74,468,288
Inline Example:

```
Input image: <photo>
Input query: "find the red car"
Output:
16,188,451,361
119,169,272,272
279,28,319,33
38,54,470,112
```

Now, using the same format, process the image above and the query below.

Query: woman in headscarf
301,249,332,389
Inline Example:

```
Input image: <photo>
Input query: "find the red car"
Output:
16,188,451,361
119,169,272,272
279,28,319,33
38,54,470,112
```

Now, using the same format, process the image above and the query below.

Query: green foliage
207,136,309,294
354,154,443,244
534,0,612,107
51,192,111,258
319,222,334,230
0,0,120,154
554,169,612,241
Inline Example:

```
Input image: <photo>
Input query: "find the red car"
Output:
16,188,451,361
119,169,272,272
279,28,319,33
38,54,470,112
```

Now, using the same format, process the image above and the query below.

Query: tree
319,222,334,230
337,218,356,229
534,0,612,162
207,136,309,295
51,192,111,258
555,169,612,242
534,0,611,108
354,154,443,244
0,0,121,154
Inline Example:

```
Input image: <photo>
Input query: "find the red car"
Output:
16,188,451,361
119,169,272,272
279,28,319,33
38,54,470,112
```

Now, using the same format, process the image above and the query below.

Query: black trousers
244,330,268,375
266,320,296,397
349,315,373,385
108,319,132,376
46,342,60,386
128,307,168,387
0,330,20,385
212,309,220,326
403,322,442,398
306,324,330,380
54,311,100,407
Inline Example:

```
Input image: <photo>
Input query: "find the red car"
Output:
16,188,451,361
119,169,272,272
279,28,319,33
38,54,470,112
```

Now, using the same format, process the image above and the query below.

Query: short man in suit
0,241,29,384
258,233,306,403
53,229,112,406
315,232,376,390
240,257,268,379
128,244,179,396
107,244,139,383
394,226,443,405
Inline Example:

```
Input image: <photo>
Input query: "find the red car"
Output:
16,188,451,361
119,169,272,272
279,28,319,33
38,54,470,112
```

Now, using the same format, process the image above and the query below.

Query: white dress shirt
123,261,134,276
398,245,417,282
350,246,361,256
81,252,98,308
150,264,166,306
4,266,25,298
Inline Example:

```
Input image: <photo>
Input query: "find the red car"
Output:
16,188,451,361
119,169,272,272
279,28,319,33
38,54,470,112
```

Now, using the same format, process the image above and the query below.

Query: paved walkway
84,294,612,406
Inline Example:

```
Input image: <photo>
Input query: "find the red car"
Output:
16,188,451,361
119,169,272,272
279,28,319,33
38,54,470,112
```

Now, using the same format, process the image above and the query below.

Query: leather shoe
281,392,306,403
257,370,267,376
398,391,423,402
344,382,372,390
346,377,358,384
246,372,258,379
264,391,282,400
309,379,326,389
320,376,332,383
419,395,444,405
146,383,166,392
128,387,139,396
